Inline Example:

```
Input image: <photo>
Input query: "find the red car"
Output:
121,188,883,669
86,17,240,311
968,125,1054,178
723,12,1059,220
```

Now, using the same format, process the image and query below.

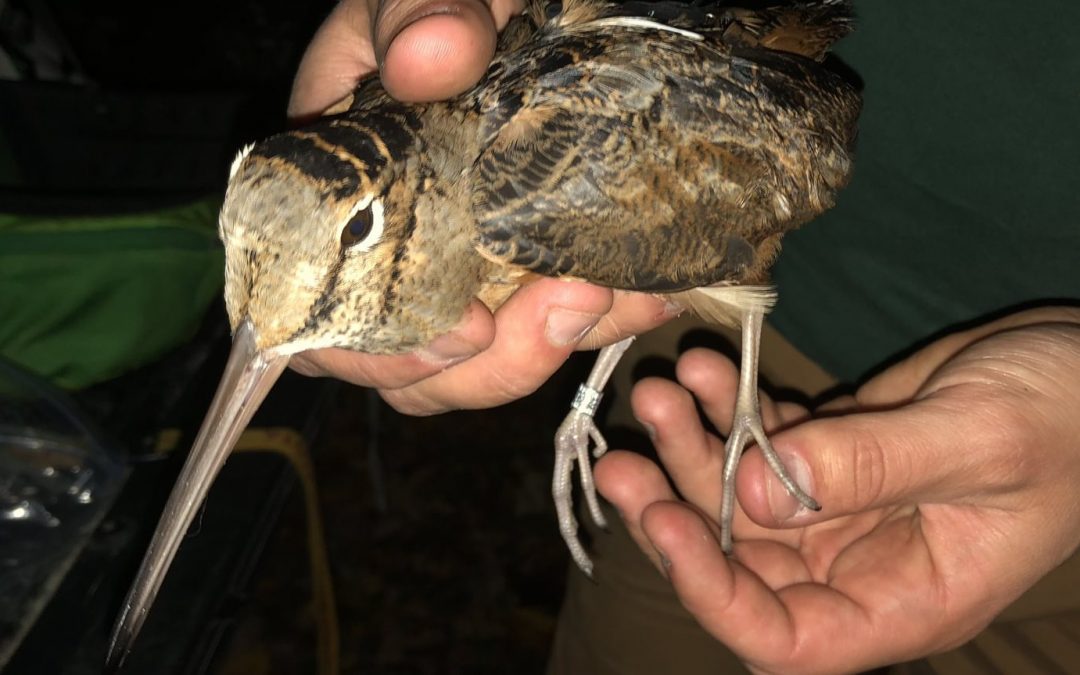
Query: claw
554,408,607,576
550,337,636,576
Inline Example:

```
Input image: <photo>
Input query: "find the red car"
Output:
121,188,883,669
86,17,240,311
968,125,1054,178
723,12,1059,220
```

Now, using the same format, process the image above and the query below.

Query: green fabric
769,0,1080,382
0,198,225,389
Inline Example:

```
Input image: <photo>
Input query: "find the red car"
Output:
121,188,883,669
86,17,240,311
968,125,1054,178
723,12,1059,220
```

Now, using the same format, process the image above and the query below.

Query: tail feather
668,284,777,328
723,1,856,61
524,0,855,61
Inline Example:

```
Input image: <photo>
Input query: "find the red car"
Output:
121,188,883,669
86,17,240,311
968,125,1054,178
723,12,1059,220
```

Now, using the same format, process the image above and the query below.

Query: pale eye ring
341,207,373,246
339,198,384,251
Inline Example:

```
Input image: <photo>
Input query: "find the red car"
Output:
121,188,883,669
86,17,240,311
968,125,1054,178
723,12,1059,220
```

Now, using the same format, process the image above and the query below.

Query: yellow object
234,428,340,675
152,426,339,675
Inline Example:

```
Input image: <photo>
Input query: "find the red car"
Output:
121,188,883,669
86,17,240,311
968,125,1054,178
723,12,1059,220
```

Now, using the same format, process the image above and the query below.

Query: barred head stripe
353,111,419,160
296,130,373,176
250,133,361,197
315,121,391,172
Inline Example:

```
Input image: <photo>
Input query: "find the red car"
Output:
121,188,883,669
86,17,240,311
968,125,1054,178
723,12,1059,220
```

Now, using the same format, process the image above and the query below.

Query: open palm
596,308,1080,674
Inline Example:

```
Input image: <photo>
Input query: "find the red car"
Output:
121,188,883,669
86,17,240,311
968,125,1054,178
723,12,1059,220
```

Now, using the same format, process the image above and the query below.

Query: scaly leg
720,307,819,554
554,336,636,577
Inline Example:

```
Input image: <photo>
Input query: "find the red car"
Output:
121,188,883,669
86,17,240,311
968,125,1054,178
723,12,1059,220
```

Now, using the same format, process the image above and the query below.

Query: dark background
0,0,620,672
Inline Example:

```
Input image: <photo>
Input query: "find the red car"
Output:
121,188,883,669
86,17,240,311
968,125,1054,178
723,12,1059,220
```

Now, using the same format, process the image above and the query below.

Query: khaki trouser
547,316,1080,674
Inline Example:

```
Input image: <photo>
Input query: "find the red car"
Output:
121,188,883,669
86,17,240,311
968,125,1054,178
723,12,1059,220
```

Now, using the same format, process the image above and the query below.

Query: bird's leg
554,336,635,576
720,307,819,554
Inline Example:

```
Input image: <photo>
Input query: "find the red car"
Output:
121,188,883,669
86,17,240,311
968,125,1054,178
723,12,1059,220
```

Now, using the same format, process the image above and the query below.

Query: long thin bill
106,320,288,671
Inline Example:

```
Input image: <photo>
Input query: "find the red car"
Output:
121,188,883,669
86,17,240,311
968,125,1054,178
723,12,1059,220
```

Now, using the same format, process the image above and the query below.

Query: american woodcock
107,0,860,666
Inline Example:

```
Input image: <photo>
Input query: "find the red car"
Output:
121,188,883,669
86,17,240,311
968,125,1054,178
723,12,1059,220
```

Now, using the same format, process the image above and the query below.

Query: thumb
289,0,379,120
372,0,501,102
735,394,990,528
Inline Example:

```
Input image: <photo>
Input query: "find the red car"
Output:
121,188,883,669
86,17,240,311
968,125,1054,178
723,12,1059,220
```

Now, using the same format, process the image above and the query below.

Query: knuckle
379,387,447,416
483,362,542,402
968,395,1042,488
843,421,894,508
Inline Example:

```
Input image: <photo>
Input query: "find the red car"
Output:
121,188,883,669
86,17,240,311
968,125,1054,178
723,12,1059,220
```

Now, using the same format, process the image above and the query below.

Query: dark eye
341,206,374,247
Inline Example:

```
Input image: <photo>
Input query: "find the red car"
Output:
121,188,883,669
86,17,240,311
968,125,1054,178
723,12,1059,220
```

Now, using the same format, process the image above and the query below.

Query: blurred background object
0,1,578,673
0,356,125,667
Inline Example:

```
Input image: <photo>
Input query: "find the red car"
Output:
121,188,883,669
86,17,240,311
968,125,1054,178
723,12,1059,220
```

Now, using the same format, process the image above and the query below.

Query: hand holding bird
288,0,672,414
108,0,859,665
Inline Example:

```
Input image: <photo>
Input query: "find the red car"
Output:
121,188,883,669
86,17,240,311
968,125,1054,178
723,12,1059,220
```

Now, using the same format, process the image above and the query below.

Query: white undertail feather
668,285,777,328
537,0,703,40
586,17,704,41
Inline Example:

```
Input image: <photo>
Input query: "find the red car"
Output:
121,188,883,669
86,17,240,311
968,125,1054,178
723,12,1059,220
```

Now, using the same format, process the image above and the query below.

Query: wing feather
470,0,859,291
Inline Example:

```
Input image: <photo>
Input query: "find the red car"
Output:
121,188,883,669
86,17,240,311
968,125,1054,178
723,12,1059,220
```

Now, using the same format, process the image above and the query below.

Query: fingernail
635,416,657,443
546,308,602,347
656,548,672,578
662,299,685,318
416,332,480,368
768,451,815,523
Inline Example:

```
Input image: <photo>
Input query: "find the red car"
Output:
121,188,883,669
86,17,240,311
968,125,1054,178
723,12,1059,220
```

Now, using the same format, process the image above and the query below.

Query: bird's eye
338,198,385,251
341,207,373,246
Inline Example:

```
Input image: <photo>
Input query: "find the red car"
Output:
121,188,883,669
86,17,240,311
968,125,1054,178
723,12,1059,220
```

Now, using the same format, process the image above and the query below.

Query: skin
287,0,676,415
597,307,1080,674
288,2,1080,671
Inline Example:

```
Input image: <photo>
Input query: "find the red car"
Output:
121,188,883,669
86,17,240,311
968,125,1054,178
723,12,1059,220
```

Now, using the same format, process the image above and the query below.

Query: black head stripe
252,133,361,198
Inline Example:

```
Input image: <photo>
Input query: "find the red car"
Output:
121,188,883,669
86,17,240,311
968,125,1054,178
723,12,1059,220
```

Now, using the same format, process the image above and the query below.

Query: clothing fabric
770,1,1080,381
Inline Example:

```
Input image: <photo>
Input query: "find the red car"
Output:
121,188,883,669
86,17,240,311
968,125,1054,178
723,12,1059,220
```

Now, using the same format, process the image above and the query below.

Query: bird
106,0,860,667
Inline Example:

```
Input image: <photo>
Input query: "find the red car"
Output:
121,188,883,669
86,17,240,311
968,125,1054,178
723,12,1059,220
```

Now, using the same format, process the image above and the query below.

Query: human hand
285,0,675,414
597,307,1080,674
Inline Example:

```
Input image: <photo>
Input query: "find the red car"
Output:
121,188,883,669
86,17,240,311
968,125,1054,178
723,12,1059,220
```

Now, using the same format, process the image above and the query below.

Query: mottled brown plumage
108,0,861,667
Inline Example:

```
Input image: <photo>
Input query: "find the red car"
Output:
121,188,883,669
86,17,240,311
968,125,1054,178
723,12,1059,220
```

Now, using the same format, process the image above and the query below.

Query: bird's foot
553,384,610,577
720,398,819,555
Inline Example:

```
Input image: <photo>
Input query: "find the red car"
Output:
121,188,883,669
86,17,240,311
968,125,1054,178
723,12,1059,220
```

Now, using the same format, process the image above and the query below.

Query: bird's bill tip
106,319,289,668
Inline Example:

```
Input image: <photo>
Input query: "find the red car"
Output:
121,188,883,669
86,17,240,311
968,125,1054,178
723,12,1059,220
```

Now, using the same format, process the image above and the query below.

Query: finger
289,297,495,388
815,393,858,415
373,0,499,101
289,0,378,120
630,367,798,546
290,0,526,118
734,394,1004,529
372,0,525,102
380,278,611,413
641,501,928,673
674,348,791,435
594,450,679,572
629,377,726,513
856,307,1080,407
374,0,523,51
776,401,811,425
486,0,527,27
639,502,805,659
577,290,677,350
673,348,739,435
